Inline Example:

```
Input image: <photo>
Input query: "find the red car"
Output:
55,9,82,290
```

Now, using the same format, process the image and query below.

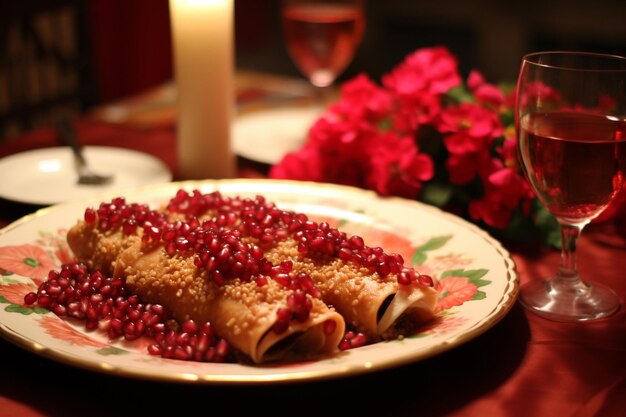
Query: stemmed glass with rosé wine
516,51,626,321
280,0,365,99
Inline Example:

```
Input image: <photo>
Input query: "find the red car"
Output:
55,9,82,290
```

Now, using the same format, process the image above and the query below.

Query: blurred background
1,0,625,141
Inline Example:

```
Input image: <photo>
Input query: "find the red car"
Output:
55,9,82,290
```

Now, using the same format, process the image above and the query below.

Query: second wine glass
280,0,365,96
515,51,626,321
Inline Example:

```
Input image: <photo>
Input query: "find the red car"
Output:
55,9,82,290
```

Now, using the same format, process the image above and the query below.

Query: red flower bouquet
269,46,623,247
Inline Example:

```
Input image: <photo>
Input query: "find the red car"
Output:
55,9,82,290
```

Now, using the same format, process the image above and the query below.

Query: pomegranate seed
182,320,198,334
195,334,210,352
417,274,434,287
339,331,368,350
23,292,37,305
151,322,166,334
37,294,52,308
273,320,289,334
150,304,165,317
277,307,291,321
216,339,229,358
52,305,67,316
84,208,97,224
397,270,412,286
350,333,368,348
323,319,337,335
147,344,162,355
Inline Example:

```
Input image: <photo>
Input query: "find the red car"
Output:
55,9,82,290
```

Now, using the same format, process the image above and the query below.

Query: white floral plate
0,179,518,384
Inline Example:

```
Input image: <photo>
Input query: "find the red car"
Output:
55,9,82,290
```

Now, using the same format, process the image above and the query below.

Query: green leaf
472,290,487,300
411,250,427,265
446,85,474,104
410,235,453,265
0,295,9,304
96,346,129,356
5,304,34,314
466,270,491,287
3,304,49,315
441,269,458,278
440,269,491,287
471,278,491,287
463,269,488,279
416,235,452,252
441,269,463,278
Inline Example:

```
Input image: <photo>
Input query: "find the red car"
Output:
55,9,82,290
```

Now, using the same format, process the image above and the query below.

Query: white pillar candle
170,0,236,179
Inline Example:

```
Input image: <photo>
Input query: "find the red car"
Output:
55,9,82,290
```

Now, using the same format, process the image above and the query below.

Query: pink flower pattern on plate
39,315,107,348
0,244,56,283
0,282,38,306
434,276,479,314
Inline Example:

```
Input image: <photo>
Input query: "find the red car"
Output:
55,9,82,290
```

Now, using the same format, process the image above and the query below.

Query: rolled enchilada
164,189,438,339
264,239,437,338
68,218,345,364
66,189,436,362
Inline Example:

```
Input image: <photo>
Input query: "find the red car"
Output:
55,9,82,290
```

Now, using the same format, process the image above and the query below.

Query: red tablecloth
1,120,625,417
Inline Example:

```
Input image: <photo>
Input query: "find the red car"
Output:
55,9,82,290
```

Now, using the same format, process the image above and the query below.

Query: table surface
0,73,625,417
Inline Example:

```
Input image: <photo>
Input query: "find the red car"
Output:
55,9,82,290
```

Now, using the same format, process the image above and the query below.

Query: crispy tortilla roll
164,190,438,338
112,242,345,363
67,220,139,276
67,216,346,363
265,239,438,338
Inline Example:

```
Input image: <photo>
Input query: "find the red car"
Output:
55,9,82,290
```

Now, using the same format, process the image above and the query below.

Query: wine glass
280,0,366,102
515,51,626,321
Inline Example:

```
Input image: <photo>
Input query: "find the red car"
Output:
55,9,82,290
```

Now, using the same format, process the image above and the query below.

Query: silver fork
56,119,114,185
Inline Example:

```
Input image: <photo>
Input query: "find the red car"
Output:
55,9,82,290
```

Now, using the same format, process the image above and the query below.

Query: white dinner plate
0,179,518,384
233,106,323,164
0,146,172,206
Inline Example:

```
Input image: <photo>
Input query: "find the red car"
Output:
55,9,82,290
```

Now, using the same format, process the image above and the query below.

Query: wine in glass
280,0,366,95
515,51,626,321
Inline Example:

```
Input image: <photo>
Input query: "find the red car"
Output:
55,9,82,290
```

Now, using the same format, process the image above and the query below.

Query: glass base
519,278,620,321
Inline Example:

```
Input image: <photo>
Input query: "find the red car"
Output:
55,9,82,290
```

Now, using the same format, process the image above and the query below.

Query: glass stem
556,223,583,284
